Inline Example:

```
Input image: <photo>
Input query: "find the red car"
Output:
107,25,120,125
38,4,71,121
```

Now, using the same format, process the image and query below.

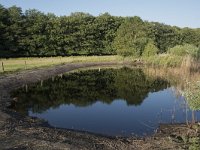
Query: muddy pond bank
0,62,199,150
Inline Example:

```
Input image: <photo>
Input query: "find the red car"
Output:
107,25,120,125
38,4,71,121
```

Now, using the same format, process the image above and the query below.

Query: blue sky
0,0,199,28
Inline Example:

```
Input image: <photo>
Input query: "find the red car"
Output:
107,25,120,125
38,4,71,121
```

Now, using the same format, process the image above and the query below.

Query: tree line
0,5,200,57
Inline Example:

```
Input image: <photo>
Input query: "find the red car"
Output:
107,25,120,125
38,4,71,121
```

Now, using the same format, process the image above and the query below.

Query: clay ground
0,62,199,150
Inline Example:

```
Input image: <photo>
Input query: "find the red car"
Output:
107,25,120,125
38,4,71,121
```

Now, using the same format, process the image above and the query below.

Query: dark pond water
10,67,200,137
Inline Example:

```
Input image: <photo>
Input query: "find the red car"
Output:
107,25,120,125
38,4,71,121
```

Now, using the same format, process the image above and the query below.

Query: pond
10,67,200,137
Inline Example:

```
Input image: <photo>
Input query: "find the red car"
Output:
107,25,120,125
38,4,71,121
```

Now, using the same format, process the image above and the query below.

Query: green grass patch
0,56,123,74
142,55,183,68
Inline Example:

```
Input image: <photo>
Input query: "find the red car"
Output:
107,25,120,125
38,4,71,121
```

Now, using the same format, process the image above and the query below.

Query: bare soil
0,62,199,150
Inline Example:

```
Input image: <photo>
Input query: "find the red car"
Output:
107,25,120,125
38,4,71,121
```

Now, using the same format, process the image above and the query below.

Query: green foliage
142,41,159,57
0,4,123,57
146,22,183,53
188,137,200,150
188,46,200,59
0,4,9,53
0,4,200,57
169,44,200,59
113,17,148,57
181,28,200,47
143,55,183,67
169,45,188,56
184,82,200,111
179,136,200,150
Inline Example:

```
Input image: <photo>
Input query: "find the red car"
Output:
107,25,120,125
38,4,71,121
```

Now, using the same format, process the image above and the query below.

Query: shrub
189,46,200,59
169,44,200,59
142,41,159,57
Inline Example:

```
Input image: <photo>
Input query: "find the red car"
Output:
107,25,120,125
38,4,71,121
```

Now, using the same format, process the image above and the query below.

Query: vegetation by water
1,4,200,74
142,55,183,68
184,82,200,111
1,2,200,149
143,67,200,113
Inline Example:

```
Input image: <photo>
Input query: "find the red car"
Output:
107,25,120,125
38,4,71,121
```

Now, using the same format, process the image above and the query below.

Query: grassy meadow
0,54,199,74
0,56,123,74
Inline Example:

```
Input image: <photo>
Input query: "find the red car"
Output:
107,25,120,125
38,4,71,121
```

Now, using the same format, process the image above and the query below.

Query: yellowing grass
0,55,123,74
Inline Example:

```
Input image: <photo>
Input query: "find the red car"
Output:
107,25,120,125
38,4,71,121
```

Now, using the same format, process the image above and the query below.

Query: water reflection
11,68,169,114
10,67,200,136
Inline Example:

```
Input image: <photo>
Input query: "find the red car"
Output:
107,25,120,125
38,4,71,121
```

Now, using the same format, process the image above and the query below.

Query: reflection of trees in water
10,67,169,115
145,67,200,111
115,68,169,105
142,67,200,124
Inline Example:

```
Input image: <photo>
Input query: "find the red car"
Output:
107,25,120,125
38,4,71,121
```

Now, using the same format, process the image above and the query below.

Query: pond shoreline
0,62,199,149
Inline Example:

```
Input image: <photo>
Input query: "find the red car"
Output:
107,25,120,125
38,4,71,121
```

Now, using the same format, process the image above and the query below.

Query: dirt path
0,62,199,150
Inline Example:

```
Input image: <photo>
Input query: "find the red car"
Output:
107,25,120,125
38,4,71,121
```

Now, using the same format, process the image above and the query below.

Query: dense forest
1,4,200,57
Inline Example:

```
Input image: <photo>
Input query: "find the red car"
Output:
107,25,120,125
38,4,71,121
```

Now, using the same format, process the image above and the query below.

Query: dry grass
142,55,200,72
143,66,200,112
181,55,200,72
0,55,123,74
